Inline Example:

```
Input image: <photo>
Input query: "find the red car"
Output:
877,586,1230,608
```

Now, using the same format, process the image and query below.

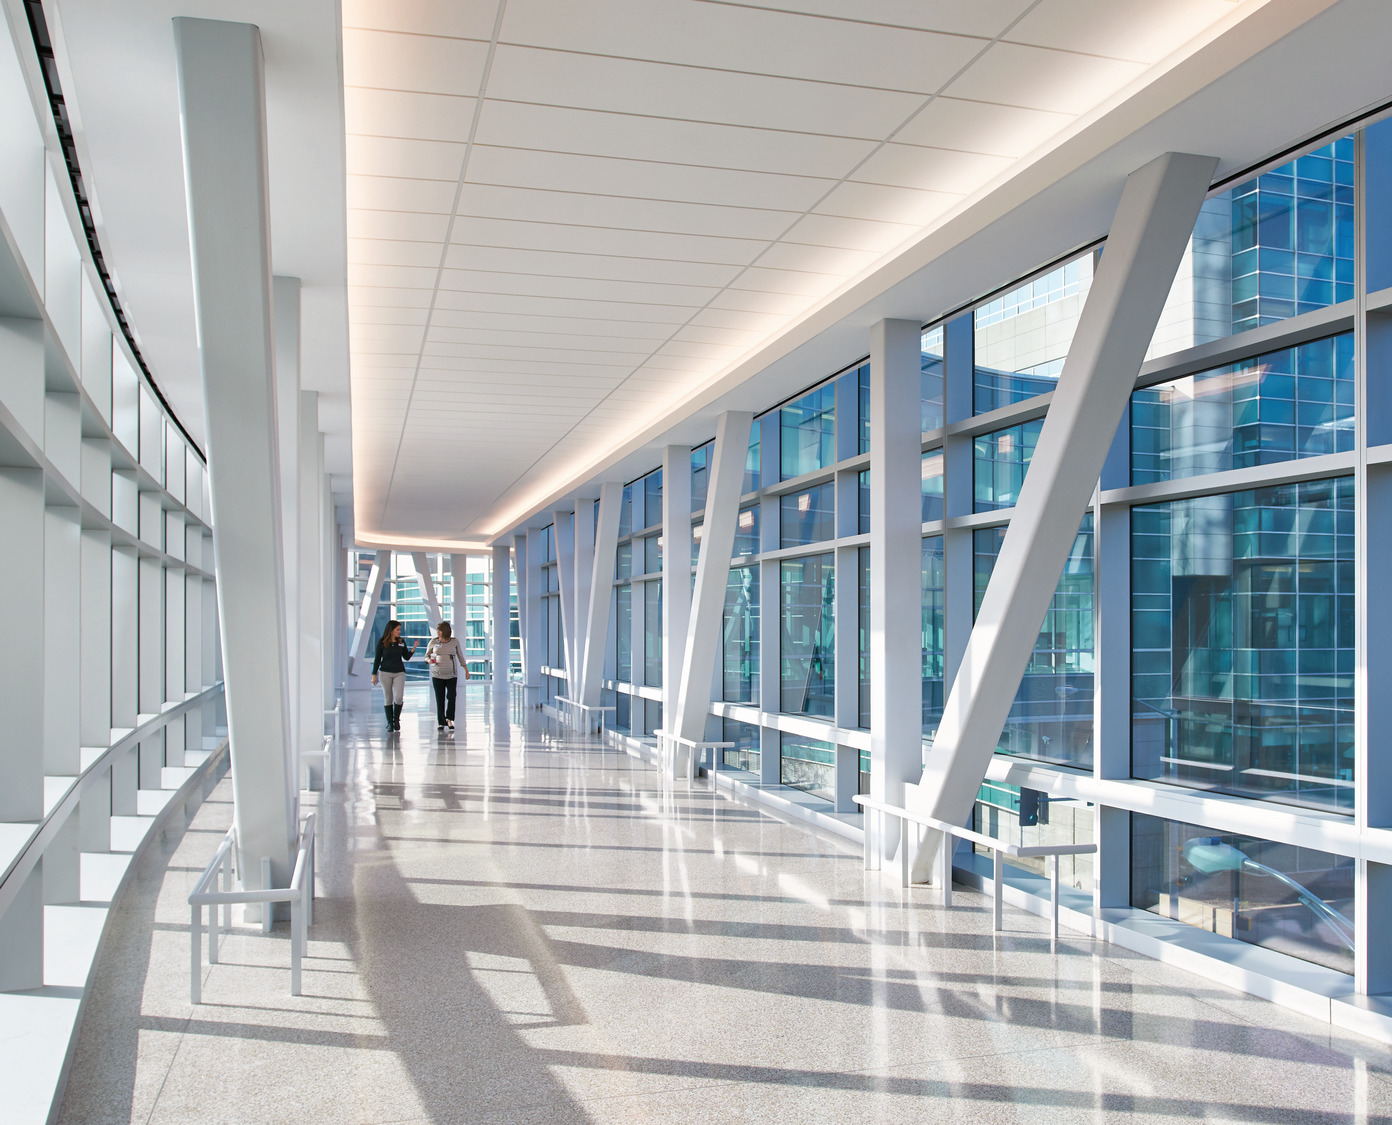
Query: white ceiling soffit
45,0,353,501
346,0,1338,549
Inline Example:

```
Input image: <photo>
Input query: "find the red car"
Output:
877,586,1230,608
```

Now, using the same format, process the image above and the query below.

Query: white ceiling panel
498,0,984,94
485,44,923,136
338,0,1294,542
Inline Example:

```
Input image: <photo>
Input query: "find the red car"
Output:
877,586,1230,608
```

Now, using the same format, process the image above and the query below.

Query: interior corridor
55,685,1392,1125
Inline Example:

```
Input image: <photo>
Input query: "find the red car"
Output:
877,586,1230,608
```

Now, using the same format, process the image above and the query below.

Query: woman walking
371,620,416,731
426,621,468,732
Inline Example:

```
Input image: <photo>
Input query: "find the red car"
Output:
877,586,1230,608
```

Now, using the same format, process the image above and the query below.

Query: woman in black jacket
371,620,416,731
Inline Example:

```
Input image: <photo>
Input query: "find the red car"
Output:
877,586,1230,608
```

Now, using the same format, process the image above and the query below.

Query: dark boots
392,703,403,731
384,705,394,731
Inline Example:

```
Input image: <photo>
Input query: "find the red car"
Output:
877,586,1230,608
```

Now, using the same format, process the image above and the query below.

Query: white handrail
555,696,615,735
853,794,1096,939
654,729,737,787
189,812,317,1003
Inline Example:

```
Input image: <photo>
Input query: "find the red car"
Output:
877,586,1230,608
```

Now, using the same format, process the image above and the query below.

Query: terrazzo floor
53,685,1392,1124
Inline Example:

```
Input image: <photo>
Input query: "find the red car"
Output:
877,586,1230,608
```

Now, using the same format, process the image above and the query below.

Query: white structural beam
491,544,511,686
580,482,622,708
572,498,596,689
348,550,386,676
869,320,924,861
274,276,300,754
908,151,1218,880
662,445,692,748
174,16,296,890
674,412,754,752
412,552,443,631
299,393,324,766
523,530,544,700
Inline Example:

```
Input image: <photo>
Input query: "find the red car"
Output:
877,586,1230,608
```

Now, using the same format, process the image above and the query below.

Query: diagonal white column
661,445,692,741
412,552,443,631
298,395,324,764
580,482,622,709
674,412,754,750
552,510,577,689
349,550,387,675
907,151,1218,880
274,276,301,754
174,16,296,890
572,498,596,690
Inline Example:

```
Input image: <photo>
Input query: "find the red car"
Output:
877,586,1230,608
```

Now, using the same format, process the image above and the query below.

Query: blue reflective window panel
858,546,869,729
614,585,631,682
922,325,945,434
857,362,870,455
723,566,759,704
542,524,555,563
643,579,662,687
615,540,631,581
745,425,761,493
691,442,711,512
923,536,945,736
1131,334,1354,485
642,534,661,575
781,384,836,479
859,470,870,535
780,553,834,717
734,506,760,559
974,516,1094,769
721,717,760,773
973,418,1042,512
974,257,1092,413
1130,478,1354,811
613,691,631,736
921,452,943,522
641,469,663,530
618,484,633,538
1132,812,1354,974
780,482,835,547
691,522,702,569
781,733,834,802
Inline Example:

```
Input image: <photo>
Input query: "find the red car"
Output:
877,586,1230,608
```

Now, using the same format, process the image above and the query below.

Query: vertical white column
274,276,301,754
579,483,622,710
491,544,511,687
512,533,529,688
910,152,1217,879
174,16,296,890
674,414,753,754
661,446,692,733
0,469,44,820
43,506,81,776
572,499,596,695
299,397,324,764
137,556,164,787
81,530,114,747
868,320,924,858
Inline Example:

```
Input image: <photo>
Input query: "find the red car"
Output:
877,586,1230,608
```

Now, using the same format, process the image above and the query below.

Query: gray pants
379,670,405,706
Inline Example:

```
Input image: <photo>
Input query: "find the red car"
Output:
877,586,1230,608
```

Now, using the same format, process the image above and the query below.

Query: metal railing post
190,902,202,1005
260,856,272,934
993,848,1005,932
1051,853,1061,942
940,828,953,909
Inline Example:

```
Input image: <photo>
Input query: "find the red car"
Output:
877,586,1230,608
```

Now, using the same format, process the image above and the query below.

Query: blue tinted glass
1130,478,1354,811
780,733,834,801
921,452,943,522
922,326,944,433
643,579,662,687
923,536,944,736
780,553,834,717
859,470,870,534
974,257,1091,413
974,516,1094,768
1132,334,1354,484
974,419,1042,511
723,566,759,704
780,482,835,547
614,585,631,681
858,546,869,730
691,443,710,512
1132,812,1353,974
734,506,760,559
858,363,870,455
721,717,761,773
642,469,662,530
781,384,836,479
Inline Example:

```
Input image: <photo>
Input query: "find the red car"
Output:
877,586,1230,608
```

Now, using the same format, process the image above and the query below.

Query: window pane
780,733,834,801
643,580,662,687
858,470,870,534
923,536,945,736
615,540,631,580
780,482,835,547
975,255,1093,413
858,546,869,729
723,566,759,704
614,585,631,682
1131,478,1355,811
974,784,1094,889
691,443,710,511
974,516,1094,769
921,452,943,522
642,469,663,530
734,506,760,559
780,553,834,716
1132,812,1354,974
1149,135,1355,357
722,718,761,773
780,383,836,479
922,325,945,434
974,419,1042,512
1132,334,1354,484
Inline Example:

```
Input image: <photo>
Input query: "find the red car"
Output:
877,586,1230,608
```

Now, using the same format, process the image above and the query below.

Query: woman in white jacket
425,621,468,732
